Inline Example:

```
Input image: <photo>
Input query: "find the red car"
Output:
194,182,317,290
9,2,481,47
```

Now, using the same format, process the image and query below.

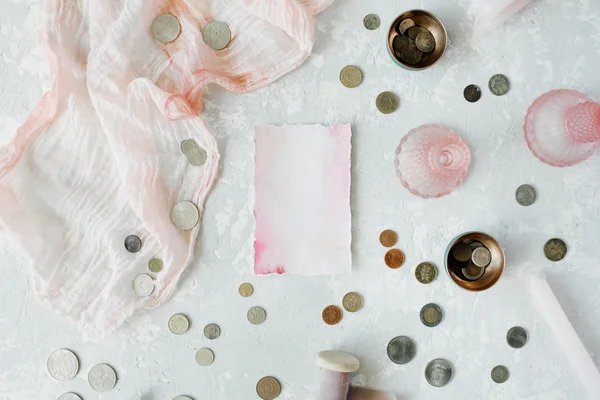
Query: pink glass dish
394,124,471,198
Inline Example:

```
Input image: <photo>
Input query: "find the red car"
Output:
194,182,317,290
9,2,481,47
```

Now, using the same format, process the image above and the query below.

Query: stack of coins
392,18,436,65
448,240,491,281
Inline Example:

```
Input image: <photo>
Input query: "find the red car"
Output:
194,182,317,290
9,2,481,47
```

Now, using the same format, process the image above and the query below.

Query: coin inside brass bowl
387,10,447,70
445,232,505,291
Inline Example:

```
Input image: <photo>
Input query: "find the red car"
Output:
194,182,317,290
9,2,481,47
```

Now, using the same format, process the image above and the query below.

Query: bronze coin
393,35,410,53
407,26,428,40
256,376,281,400
464,84,482,103
379,229,398,247
385,249,405,269
401,44,422,65
322,305,343,325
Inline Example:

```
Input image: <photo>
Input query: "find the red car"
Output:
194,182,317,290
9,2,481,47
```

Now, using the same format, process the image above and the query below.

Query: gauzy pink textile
0,0,334,337
254,125,352,275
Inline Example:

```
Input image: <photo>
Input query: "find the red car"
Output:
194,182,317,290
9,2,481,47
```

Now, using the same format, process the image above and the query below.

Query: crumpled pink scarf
0,0,333,337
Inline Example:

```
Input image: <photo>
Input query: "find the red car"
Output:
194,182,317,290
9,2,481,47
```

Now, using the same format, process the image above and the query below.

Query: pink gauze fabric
254,124,352,276
0,0,334,338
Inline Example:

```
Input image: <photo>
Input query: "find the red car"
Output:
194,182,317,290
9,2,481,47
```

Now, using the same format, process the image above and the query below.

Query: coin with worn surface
133,273,155,297
393,35,410,53
544,238,567,262
248,306,267,325
379,229,398,247
171,201,199,231
491,365,510,383
384,249,405,269
398,18,415,34
168,313,190,334
47,349,79,381
239,282,254,297
57,393,83,400
401,44,422,65
464,84,482,103
256,376,282,400
339,66,363,88
471,247,491,268
195,348,215,366
425,359,453,387
462,264,485,280
203,323,221,340
376,91,399,114
342,292,363,312
363,14,380,30
124,235,142,253
507,326,528,348
88,363,117,392
415,262,438,284
202,21,231,51
489,74,510,96
407,26,428,40
452,242,472,263
151,14,181,44
148,258,164,273
322,305,343,325
415,31,435,52
387,336,416,365
515,184,536,206
420,303,443,327
180,139,207,166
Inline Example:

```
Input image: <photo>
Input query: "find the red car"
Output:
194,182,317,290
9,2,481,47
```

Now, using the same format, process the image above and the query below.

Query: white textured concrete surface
1,0,600,399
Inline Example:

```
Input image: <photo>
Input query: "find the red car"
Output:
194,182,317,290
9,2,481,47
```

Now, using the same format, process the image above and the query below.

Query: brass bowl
387,10,447,70
445,232,505,291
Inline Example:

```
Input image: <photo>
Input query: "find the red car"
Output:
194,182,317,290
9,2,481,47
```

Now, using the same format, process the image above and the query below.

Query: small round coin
256,376,282,400
322,305,343,325
57,393,83,400
471,247,492,268
489,74,510,96
516,184,537,206
401,44,423,65
202,21,231,51
339,65,363,88
124,235,142,253
392,35,410,53
247,306,267,325
47,349,79,381
376,91,399,114
239,282,254,297
363,14,380,30
384,249,405,269
544,238,567,262
387,336,416,365
379,229,398,247
88,363,117,392
507,326,528,349
415,31,435,52
151,14,181,44
171,201,199,231
398,18,416,34
195,348,215,366
168,313,190,334
203,323,221,340
148,258,164,273
180,139,207,166
452,242,472,263
420,303,443,327
342,292,363,312
464,84,482,103
491,365,510,383
415,262,438,284
462,264,485,280
425,359,453,387
407,26,428,40
133,273,155,297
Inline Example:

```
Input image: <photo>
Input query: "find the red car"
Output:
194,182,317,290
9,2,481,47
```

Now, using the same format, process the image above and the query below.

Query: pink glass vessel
524,89,600,167
394,124,471,198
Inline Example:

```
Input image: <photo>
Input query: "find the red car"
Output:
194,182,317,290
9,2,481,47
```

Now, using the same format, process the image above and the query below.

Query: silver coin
471,247,491,268
57,393,83,400
202,21,231,51
464,84,482,103
88,363,117,392
133,273,155,297
387,336,416,365
462,264,485,280
168,313,190,334
507,326,528,348
124,235,142,253
247,306,267,325
415,31,435,53
363,14,380,30
195,348,215,367
425,359,453,387
491,365,510,383
420,303,443,327
544,238,567,262
516,184,536,206
203,323,221,340
180,139,207,167
170,201,199,231
398,18,415,34
172,397,194,400
152,14,181,44
47,349,79,381
452,242,472,263
489,74,510,96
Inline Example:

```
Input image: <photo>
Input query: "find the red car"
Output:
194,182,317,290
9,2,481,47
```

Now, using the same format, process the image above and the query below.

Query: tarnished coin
379,229,398,247
401,44,422,65
47,349,79,381
133,273,155,297
452,242,472,263
384,249,405,269
516,184,536,206
398,18,416,34
195,348,215,366
507,326,528,348
491,365,510,383
256,376,282,400
544,238,567,262
425,359,453,387
171,201,199,231
407,26,428,40
322,305,343,325
489,74,510,96
471,247,491,268
239,282,254,297
415,262,438,284
469,241,484,250
248,306,267,325
342,292,363,312
168,313,190,334
387,336,416,365
151,14,181,44
58,393,83,400
148,258,164,273
393,35,410,53
462,264,485,280
203,323,221,340
376,91,399,114
415,31,435,52
363,14,380,30
339,66,363,88
420,303,443,327
88,363,117,392
180,139,207,166
124,235,142,253
464,84,482,103
202,21,231,51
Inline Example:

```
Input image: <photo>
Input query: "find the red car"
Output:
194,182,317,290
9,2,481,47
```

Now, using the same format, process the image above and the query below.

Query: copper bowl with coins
445,232,505,291
387,10,447,70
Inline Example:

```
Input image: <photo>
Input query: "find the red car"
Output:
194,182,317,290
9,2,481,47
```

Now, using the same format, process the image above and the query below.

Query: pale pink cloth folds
469,0,534,35
0,0,332,337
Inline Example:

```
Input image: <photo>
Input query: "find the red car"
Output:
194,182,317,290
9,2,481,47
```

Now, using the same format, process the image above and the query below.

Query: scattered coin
171,201,199,231
239,282,254,297
88,363,117,392
425,359,453,387
462,264,485,280
491,365,510,383
392,35,410,53
195,348,215,366
202,21,231,51
516,184,536,206
248,306,267,325
168,313,190,334
148,258,164,273
398,18,415,34
47,349,79,381
384,249,405,269
124,235,142,253
363,14,380,30
489,74,510,96
376,91,399,114
379,229,398,247
544,238,567,262
339,66,363,88
151,14,181,44
180,139,207,166
420,303,443,327
133,273,155,297
507,326,528,348
57,393,83,400
387,336,416,365
415,31,435,52
407,26,428,40
342,292,363,312
401,44,423,65
415,262,438,284
464,84,482,103
452,242,472,263
471,247,491,268
256,376,282,400
203,323,221,340
322,305,343,325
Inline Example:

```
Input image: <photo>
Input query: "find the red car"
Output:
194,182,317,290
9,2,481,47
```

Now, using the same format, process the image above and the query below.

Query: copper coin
379,229,398,247
256,376,281,400
322,305,343,325
384,249,405,269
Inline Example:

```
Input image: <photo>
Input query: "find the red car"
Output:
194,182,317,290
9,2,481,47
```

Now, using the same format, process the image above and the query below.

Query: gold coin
379,229,398,247
322,305,343,325
339,65,363,88
376,91,399,114
256,376,281,400
148,258,163,273
342,292,363,312
384,249,405,269
239,282,254,297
